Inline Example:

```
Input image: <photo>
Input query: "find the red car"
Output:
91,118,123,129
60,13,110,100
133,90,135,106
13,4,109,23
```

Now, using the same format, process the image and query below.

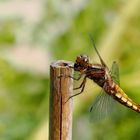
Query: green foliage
0,58,49,139
0,21,15,45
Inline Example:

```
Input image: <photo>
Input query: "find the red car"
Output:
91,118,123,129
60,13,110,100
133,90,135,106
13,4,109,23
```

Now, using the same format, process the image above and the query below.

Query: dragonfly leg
68,74,82,81
65,77,86,103
74,76,86,90
58,73,83,81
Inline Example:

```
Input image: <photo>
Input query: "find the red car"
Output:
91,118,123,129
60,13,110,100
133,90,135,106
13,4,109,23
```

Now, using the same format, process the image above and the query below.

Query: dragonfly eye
76,55,82,63
84,57,89,62
80,55,89,63
74,55,89,72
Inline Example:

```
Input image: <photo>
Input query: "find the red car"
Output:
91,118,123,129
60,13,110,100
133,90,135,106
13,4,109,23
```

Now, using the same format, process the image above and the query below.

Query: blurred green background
0,0,140,140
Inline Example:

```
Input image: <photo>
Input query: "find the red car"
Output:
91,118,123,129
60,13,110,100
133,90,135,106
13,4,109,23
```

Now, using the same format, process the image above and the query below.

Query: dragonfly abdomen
110,84,140,113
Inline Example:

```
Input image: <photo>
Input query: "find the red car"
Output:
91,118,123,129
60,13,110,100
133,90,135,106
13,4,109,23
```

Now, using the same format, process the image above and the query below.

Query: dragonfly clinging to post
68,35,140,113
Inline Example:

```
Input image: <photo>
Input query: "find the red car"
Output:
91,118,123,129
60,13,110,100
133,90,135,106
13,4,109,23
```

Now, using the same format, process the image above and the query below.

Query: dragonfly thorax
87,65,106,87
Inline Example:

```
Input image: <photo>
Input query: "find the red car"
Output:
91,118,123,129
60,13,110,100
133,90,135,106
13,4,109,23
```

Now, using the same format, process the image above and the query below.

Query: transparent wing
90,61,120,122
110,61,120,85
89,91,114,122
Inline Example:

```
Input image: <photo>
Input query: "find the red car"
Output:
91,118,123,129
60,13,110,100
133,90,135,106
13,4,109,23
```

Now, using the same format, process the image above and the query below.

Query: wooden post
49,60,73,140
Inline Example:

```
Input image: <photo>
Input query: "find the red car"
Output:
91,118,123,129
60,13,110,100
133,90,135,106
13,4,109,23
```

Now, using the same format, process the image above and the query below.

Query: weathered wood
49,60,73,140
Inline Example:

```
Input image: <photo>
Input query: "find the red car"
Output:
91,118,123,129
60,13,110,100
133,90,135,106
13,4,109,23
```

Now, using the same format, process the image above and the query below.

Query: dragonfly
68,35,140,114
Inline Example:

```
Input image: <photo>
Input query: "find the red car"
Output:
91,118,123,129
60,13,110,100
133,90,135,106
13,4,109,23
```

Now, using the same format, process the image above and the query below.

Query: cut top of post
51,60,74,68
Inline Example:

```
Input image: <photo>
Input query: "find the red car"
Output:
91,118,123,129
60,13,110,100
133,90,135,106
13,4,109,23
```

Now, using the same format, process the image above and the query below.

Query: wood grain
49,60,73,140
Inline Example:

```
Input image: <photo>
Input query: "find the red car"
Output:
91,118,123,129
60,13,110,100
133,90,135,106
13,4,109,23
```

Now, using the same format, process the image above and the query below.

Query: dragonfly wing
90,91,114,122
90,61,120,122
110,61,120,85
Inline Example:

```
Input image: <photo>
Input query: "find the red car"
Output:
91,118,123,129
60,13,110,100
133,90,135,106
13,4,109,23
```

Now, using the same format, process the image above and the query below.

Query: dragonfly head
74,54,89,72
